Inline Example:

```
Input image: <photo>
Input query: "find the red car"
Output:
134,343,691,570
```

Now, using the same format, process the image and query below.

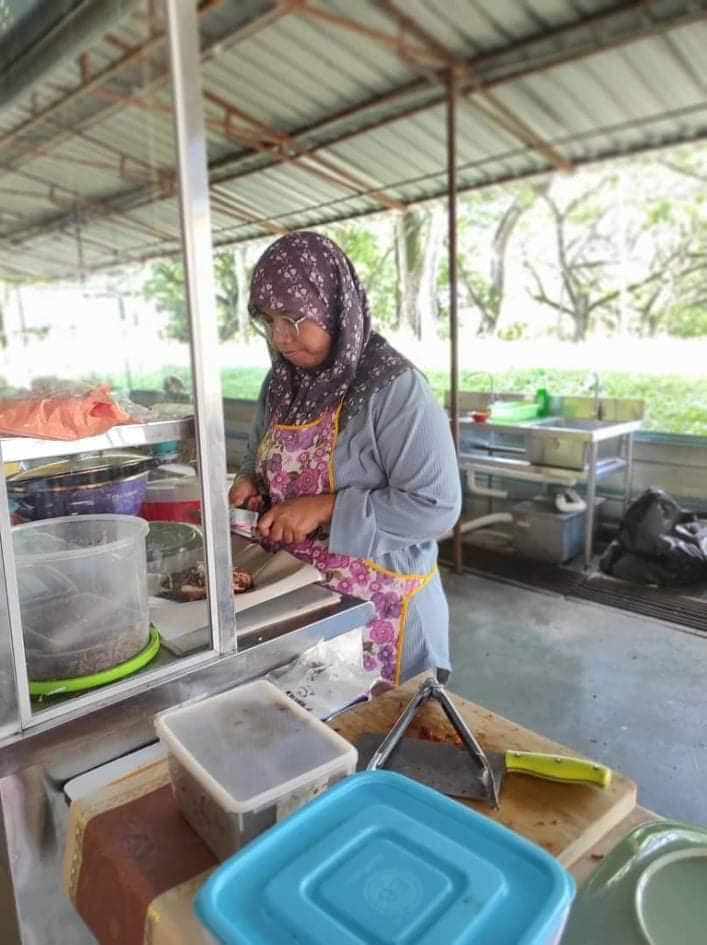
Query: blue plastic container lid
195,770,575,945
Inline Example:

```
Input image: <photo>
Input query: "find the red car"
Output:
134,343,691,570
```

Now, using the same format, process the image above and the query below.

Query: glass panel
0,0,223,720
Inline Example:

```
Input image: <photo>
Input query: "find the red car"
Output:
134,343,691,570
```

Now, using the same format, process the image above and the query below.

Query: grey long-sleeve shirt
240,368,461,678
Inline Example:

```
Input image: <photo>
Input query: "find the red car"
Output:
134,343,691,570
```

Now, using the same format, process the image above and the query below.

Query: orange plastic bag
0,385,132,440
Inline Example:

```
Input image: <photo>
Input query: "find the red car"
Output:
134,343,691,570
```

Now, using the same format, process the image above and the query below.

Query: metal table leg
584,442,599,570
622,433,634,515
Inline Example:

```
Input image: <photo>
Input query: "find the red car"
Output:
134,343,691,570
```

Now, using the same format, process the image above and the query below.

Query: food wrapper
0,384,135,440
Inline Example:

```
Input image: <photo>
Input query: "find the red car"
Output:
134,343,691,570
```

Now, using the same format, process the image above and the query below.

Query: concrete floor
442,568,707,825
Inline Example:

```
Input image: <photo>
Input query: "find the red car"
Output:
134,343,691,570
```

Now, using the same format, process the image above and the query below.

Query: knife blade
356,733,611,801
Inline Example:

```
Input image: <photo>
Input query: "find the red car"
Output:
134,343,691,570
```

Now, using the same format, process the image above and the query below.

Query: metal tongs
365,670,501,809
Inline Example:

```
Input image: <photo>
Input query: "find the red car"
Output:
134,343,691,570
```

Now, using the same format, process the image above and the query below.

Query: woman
229,231,460,683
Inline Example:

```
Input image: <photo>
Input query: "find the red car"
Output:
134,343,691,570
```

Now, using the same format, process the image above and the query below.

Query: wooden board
330,674,637,867
569,804,661,885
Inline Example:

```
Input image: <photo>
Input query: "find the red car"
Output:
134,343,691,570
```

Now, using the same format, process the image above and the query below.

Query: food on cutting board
171,561,254,601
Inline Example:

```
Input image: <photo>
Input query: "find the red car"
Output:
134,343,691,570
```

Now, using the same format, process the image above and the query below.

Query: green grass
424,368,707,437
120,365,707,437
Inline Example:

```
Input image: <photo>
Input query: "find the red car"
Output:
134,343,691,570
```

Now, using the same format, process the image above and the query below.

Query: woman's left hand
258,495,335,545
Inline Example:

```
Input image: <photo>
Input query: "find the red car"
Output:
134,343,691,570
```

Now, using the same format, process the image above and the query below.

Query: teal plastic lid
195,770,574,945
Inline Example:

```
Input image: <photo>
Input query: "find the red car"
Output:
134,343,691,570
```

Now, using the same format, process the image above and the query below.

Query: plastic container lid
143,477,201,503
195,770,575,945
155,679,357,814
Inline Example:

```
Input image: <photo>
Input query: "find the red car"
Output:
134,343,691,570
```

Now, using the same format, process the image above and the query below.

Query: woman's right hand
228,474,260,509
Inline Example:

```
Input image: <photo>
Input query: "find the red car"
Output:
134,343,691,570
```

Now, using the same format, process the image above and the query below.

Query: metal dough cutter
364,670,501,808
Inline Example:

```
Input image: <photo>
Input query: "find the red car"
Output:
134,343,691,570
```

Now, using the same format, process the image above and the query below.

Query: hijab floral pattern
249,231,413,428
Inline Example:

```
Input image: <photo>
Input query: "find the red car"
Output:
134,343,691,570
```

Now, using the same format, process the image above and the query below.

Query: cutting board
329,674,637,867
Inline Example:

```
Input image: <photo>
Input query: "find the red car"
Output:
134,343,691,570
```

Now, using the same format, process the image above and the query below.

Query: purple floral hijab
249,231,413,428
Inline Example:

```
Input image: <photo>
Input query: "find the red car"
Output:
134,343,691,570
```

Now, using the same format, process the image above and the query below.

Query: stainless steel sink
456,391,644,567
525,416,641,470
460,414,641,471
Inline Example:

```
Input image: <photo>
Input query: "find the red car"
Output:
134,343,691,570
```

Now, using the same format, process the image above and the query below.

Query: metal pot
8,452,153,520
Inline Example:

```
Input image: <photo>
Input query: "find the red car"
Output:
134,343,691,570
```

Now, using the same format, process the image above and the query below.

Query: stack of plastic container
155,679,358,861
194,769,576,945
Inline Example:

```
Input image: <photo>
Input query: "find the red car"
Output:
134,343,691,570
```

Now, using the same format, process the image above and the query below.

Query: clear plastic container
140,477,201,523
155,679,358,861
13,515,150,681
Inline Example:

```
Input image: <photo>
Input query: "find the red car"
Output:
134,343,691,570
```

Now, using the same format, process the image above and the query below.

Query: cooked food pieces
172,561,253,600
232,567,253,593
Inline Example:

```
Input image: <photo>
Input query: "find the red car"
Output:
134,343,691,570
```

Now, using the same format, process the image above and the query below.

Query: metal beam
374,0,573,172
446,70,463,576
3,0,706,270
287,0,571,172
204,89,405,212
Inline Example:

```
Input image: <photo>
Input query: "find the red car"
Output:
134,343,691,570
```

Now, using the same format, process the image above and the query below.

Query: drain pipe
440,512,513,543
0,0,142,112
440,467,514,543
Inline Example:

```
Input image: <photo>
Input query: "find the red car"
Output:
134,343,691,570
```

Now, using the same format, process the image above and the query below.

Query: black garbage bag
600,487,707,587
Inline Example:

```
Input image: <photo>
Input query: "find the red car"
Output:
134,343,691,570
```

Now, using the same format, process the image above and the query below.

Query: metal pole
623,433,634,515
584,442,599,570
166,0,236,653
447,69,462,574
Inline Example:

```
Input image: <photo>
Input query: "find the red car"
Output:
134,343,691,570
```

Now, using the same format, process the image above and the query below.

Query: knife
356,733,611,801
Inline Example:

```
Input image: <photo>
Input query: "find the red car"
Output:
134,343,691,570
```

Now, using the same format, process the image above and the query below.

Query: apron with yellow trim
256,404,434,682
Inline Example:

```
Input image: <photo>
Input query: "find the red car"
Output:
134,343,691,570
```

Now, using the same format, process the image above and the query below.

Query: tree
524,177,622,341
394,205,444,340
143,249,253,343
453,181,548,336
622,161,707,337
326,219,398,330
0,281,8,349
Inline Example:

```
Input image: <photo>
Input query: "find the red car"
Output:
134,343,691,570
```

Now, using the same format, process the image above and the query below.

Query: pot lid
8,452,152,490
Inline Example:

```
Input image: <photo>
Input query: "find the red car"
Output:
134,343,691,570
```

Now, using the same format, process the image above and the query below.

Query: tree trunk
396,207,429,337
418,205,445,343
233,246,250,338
482,197,524,335
573,295,590,342
0,282,8,350
393,217,403,331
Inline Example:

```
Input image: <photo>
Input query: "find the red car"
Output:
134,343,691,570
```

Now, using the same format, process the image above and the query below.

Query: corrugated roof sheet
1,0,706,279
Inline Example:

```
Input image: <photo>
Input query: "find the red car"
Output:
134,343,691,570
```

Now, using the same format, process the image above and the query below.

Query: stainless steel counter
0,595,373,945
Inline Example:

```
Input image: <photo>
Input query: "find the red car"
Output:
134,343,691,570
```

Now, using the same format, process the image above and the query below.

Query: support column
447,69,462,575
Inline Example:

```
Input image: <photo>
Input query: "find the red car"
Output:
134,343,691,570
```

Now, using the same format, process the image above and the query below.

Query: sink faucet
471,372,495,407
583,371,603,420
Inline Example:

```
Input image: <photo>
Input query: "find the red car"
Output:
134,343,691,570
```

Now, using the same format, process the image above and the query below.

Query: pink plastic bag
0,384,132,440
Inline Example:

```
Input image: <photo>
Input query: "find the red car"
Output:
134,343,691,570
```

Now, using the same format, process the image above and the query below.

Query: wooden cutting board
329,674,637,867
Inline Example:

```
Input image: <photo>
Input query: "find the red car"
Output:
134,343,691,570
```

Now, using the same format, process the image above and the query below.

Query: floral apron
256,404,435,682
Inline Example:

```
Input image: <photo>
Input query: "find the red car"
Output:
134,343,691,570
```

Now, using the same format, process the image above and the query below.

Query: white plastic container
13,514,150,680
155,679,358,860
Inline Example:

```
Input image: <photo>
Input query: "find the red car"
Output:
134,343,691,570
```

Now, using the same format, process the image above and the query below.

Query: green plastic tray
29,627,161,698
489,400,541,422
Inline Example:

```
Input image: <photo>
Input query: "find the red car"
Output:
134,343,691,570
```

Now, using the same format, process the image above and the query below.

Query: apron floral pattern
256,405,434,682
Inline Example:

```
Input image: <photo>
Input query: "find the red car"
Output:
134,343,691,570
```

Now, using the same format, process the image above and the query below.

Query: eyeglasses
252,310,308,341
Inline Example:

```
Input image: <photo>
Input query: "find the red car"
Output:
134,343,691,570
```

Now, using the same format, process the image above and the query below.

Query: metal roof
0,0,706,280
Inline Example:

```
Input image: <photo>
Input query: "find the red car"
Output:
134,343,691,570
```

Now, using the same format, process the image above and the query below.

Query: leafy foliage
143,250,252,343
